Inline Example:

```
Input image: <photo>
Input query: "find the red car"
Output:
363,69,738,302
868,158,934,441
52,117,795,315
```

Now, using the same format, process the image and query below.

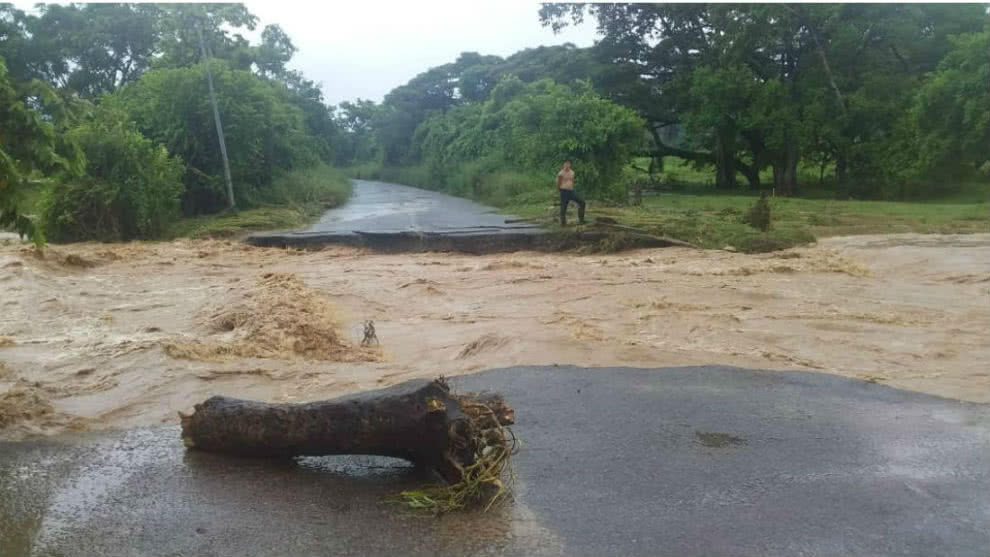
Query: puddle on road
0,429,564,556
0,429,177,557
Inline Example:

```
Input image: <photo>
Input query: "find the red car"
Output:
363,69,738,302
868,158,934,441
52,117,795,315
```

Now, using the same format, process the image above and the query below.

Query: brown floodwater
1,233,988,440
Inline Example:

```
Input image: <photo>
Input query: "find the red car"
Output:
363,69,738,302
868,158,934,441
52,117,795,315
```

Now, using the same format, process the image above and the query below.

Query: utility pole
197,24,236,211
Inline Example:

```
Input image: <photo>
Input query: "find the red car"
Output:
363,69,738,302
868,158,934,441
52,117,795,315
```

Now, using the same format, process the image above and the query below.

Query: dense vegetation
412,77,644,203
2,3,986,248
1,3,347,242
40,107,184,241
338,4,988,206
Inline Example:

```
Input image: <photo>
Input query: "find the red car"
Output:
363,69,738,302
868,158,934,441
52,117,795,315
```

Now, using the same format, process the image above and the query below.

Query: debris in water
0,380,55,429
164,272,380,362
457,333,507,359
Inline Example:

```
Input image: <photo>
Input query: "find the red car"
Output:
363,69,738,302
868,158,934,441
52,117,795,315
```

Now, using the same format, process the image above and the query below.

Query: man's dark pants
559,189,585,225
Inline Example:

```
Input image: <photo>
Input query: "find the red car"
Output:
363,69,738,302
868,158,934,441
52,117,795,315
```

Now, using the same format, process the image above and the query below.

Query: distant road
305,179,538,235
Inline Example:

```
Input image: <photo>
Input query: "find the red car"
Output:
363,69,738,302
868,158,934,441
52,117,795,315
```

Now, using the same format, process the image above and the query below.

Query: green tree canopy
0,54,83,241
540,3,987,195
416,77,644,200
371,45,606,166
40,105,185,241
2,3,347,243
112,60,321,214
913,26,990,180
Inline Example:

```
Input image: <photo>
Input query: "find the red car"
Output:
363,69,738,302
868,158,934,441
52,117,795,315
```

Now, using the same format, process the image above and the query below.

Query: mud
0,233,988,440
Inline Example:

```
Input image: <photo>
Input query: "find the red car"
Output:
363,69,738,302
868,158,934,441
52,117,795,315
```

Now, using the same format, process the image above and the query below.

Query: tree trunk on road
180,378,514,484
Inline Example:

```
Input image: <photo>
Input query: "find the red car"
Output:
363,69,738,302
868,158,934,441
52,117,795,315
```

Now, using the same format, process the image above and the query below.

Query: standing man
556,160,585,226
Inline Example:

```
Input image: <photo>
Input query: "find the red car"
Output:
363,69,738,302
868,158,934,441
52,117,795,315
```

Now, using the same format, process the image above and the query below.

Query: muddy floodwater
1,233,988,439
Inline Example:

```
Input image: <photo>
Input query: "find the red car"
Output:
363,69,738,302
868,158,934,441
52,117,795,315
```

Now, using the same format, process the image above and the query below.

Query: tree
3,2,348,239
281,70,338,163
913,27,989,181
0,54,83,242
114,61,320,214
540,4,768,189
373,45,610,167
336,99,380,165
797,4,984,194
28,3,159,97
416,77,644,200
152,3,258,71
0,3,263,98
540,3,986,195
376,62,465,164
254,24,296,79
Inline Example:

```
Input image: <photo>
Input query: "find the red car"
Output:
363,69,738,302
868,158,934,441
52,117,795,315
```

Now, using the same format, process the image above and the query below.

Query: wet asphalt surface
306,180,536,234
248,180,543,248
2,365,988,556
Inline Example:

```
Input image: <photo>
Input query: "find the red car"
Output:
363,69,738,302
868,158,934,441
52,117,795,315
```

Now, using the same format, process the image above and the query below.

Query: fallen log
180,378,514,486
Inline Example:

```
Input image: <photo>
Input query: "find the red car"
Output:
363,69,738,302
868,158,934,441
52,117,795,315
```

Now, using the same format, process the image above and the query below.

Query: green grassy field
511,158,988,252
504,192,988,252
348,159,987,253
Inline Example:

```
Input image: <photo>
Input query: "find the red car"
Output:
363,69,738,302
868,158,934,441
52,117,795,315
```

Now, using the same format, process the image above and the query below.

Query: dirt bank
1,234,987,439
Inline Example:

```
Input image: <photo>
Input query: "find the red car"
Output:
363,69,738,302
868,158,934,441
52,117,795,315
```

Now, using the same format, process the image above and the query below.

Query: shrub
40,113,184,241
743,192,771,231
260,164,353,208
733,228,816,253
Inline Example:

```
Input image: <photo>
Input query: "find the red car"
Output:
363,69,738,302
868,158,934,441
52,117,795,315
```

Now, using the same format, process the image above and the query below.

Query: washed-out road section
2,365,987,557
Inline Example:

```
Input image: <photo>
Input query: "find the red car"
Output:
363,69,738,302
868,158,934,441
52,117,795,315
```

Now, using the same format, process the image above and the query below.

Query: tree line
337,3,988,202
1,3,342,242
2,4,987,244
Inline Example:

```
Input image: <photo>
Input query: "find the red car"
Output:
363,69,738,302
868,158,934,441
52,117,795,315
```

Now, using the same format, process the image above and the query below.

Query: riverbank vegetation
4,4,986,249
336,4,987,250
1,4,350,243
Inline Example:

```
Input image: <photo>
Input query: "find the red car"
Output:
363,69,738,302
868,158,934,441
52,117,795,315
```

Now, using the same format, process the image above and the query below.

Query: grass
164,165,353,239
164,206,320,239
347,159,988,253
504,192,987,253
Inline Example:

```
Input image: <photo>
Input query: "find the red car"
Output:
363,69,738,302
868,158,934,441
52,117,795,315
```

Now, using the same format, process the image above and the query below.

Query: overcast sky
11,1,599,106
243,1,599,106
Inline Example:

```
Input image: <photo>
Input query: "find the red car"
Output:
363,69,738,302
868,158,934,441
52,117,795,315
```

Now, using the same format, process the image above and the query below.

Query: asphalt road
308,180,536,234
247,180,545,249
2,365,988,557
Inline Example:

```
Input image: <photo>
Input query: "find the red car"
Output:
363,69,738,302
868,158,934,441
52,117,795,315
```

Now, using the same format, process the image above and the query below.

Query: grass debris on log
394,385,518,514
